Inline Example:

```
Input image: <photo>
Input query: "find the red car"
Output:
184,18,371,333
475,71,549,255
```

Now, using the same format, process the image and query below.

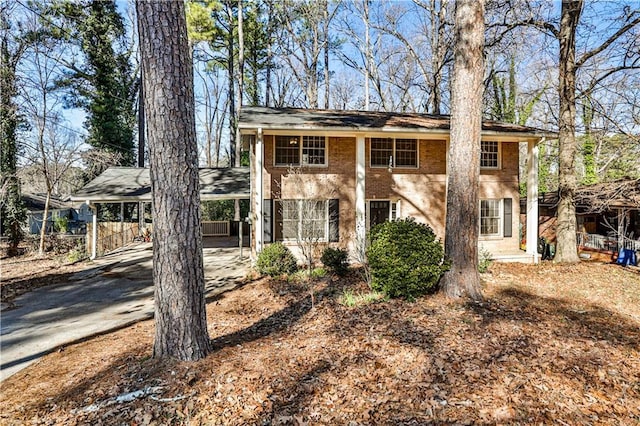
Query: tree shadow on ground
468,286,640,350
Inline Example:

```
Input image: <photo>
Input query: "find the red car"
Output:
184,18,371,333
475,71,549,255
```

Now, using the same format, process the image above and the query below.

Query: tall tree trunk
38,190,51,256
226,0,237,168
136,0,211,361
441,0,484,300
363,0,370,111
554,0,582,263
323,0,330,109
234,0,244,222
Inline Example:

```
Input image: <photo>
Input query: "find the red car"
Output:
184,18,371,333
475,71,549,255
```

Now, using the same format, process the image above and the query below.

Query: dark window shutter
503,198,512,238
263,199,272,243
274,200,283,241
328,199,339,242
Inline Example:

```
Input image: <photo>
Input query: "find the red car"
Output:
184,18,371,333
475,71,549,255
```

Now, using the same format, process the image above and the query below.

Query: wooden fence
202,220,230,237
87,222,151,257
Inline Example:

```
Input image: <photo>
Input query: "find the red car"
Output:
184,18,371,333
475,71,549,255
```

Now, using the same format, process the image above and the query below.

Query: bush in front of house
256,242,298,277
321,247,349,276
366,217,449,300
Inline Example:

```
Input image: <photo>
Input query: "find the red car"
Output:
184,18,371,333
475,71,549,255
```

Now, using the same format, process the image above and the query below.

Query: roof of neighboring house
71,167,250,203
23,193,72,212
530,179,640,212
239,106,557,139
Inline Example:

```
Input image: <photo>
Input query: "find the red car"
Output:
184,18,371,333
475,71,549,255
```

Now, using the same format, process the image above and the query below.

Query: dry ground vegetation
1,260,640,425
1,243,88,309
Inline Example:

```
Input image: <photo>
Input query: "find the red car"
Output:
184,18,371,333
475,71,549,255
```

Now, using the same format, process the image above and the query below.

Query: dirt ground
1,248,89,309
1,260,639,425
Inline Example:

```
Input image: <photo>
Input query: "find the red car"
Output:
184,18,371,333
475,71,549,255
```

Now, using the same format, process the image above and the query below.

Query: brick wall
255,135,523,256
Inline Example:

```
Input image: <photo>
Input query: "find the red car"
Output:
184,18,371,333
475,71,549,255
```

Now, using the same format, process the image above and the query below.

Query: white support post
617,208,624,251
255,128,264,254
355,135,366,257
526,139,540,263
90,202,98,260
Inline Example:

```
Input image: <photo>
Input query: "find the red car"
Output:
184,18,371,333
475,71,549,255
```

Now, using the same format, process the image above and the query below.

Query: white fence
577,232,640,253
202,220,230,237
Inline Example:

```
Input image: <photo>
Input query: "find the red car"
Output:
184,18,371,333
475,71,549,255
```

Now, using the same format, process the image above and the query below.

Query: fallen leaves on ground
1,261,639,425
1,251,88,307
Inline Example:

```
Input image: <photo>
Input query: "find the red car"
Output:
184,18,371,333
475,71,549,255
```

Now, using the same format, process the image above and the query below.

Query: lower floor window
480,199,501,236
281,199,328,241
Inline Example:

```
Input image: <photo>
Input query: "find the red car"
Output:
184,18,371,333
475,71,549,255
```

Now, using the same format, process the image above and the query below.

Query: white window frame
281,199,329,241
369,138,419,169
480,199,502,237
274,135,328,167
480,140,501,169
366,199,402,230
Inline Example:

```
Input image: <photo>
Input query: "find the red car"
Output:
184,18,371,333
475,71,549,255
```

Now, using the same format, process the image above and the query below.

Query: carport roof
71,167,250,203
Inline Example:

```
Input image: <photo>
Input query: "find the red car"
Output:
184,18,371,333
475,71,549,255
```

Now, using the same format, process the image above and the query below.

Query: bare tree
137,0,210,361
441,0,484,300
19,23,80,255
512,0,640,262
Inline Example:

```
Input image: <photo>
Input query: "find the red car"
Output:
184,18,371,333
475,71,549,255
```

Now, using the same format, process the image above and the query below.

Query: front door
369,201,390,228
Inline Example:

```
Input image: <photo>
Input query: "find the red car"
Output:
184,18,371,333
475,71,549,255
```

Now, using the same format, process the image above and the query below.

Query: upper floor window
481,141,499,169
275,135,326,166
370,138,418,168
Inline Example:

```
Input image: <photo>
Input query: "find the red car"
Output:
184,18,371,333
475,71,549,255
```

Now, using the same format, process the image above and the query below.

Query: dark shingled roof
23,193,71,211
239,106,557,138
71,167,250,202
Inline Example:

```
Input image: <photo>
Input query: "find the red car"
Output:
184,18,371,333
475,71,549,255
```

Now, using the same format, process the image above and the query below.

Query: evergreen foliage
46,0,137,171
257,242,298,277
367,218,449,300
1,9,27,253
320,247,349,276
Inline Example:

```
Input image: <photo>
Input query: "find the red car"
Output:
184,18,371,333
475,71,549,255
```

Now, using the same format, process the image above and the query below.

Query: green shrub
256,242,298,277
478,246,493,273
320,247,349,276
367,217,449,300
54,215,69,233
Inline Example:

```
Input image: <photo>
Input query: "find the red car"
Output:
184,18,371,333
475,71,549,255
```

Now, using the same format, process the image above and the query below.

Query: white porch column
526,139,540,263
355,135,366,257
255,127,264,253
89,202,98,260
617,208,624,251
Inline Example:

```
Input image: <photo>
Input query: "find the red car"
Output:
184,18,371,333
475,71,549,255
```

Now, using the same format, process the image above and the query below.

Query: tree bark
136,0,211,360
441,0,484,301
554,0,582,263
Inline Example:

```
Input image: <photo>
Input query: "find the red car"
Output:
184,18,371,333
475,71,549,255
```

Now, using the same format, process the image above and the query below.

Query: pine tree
46,0,137,171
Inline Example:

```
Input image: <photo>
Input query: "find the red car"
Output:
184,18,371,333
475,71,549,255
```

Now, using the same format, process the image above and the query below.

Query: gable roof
239,106,556,139
71,167,250,203
23,193,72,212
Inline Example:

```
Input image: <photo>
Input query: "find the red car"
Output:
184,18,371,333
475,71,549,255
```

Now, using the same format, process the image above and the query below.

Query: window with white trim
275,135,326,166
480,199,501,236
370,138,417,168
480,141,499,168
281,199,328,240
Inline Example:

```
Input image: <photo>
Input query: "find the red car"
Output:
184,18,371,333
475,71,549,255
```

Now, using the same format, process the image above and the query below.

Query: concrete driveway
0,242,250,381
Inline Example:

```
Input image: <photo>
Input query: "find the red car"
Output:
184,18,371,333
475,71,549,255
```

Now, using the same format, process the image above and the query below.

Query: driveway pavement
0,243,250,381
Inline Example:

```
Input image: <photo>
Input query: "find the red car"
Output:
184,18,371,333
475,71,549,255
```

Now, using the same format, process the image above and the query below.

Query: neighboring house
22,193,81,235
239,107,554,263
522,179,640,257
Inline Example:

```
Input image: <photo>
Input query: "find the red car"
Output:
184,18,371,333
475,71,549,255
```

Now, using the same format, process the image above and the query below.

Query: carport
71,167,250,259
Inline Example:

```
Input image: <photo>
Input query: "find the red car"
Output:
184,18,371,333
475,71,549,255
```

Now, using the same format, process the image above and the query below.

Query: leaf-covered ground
1,261,639,425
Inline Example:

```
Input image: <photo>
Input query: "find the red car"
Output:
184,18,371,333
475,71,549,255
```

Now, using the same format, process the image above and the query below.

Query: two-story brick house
239,107,554,263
